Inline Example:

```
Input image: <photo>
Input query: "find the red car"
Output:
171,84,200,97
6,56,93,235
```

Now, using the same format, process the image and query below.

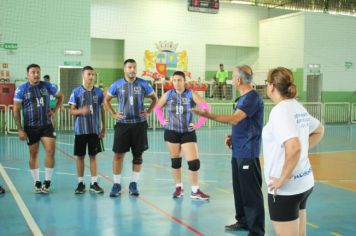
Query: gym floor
1,124,355,236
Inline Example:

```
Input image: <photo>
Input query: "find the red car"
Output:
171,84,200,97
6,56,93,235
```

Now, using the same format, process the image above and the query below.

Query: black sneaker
75,182,86,194
0,185,5,194
34,181,42,194
41,180,51,194
90,182,104,194
225,221,248,231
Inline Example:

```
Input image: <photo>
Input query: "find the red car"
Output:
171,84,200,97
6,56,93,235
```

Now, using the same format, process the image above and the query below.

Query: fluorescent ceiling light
230,0,254,5
64,50,82,55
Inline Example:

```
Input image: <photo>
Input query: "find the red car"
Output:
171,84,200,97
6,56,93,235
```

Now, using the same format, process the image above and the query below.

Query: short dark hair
43,75,50,81
82,66,94,72
172,71,186,80
124,59,136,65
219,64,223,67
27,64,40,73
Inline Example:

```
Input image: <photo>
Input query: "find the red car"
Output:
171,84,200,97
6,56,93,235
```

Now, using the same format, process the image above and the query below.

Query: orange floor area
310,151,356,191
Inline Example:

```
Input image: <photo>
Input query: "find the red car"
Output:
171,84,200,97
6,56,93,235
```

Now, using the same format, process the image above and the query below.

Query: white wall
304,13,356,92
258,12,305,71
258,12,356,92
206,45,259,72
91,0,291,79
0,0,91,85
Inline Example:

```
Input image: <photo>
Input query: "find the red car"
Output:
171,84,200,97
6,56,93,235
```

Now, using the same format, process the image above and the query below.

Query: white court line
0,163,43,236
2,166,220,182
4,166,21,170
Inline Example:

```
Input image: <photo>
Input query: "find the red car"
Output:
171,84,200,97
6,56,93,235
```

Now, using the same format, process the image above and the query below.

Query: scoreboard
188,0,219,14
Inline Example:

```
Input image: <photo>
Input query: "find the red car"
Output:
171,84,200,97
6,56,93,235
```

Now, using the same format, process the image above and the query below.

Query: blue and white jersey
107,77,154,124
13,81,58,127
165,89,196,133
68,86,104,135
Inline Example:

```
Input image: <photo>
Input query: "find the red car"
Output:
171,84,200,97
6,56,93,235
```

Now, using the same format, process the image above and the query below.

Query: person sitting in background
210,64,228,100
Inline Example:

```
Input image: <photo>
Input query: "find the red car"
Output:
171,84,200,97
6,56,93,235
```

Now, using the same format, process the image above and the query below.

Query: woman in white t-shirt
262,67,324,236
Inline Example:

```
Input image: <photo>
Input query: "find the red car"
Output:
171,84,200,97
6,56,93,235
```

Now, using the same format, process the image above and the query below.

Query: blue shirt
68,86,104,135
166,89,196,133
13,81,58,127
232,90,264,159
107,77,154,124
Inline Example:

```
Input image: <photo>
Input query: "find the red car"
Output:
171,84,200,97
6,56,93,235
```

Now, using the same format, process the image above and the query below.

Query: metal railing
0,105,6,133
352,103,356,124
6,105,18,134
324,103,351,124
1,102,355,133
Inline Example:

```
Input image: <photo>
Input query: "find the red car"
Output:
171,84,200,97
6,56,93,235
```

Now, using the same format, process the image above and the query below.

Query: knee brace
171,157,182,169
132,154,143,165
188,159,200,171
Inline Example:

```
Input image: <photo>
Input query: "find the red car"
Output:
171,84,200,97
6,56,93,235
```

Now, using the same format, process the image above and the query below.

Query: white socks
191,185,199,193
30,168,40,182
113,174,121,184
77,176,98,184
91,176,98,184
45,168,53,181
131,171,140,183
78,177,84,183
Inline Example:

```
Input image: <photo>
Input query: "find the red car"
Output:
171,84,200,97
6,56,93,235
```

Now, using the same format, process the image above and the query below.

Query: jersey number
36,97,44,107
176,105,184,115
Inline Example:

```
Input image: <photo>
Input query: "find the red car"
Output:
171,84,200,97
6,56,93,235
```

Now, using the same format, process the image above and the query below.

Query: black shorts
268,188,313,222
113,122,148,155
24,125,55,146
74,134,104,156
164,129,197,144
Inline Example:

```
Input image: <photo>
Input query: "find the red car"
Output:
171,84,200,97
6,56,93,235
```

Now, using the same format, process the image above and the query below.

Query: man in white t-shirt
263,67,324,236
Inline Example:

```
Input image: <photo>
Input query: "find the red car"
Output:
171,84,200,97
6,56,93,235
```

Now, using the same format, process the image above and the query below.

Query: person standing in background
192,65,265,236
68,66,106,194
105,59,158,197
154,71,210,200
13,64,64,194
263,67,324,236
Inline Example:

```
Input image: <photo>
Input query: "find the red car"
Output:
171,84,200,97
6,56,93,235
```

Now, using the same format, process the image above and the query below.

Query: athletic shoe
34,181,42,194
0,185,5,194
190,189,209,200
41,180,51,194
109,183,121,197
172,186,183,198
75,182,86,194
129,182,139,196
224,221,248,231
90,182,104,194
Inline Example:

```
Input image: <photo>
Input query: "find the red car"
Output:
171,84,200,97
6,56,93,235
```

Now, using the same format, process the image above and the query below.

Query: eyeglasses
265,80,274,86
232,96,240,110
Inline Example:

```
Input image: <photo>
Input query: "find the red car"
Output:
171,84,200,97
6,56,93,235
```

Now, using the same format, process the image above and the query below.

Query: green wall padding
292,68,305,101
96,68,124,88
